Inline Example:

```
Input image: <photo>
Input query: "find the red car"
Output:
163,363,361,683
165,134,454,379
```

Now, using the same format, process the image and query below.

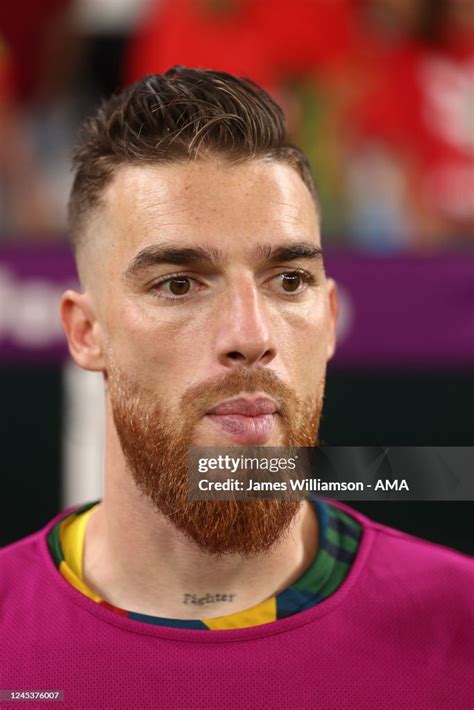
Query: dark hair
68,66,320,250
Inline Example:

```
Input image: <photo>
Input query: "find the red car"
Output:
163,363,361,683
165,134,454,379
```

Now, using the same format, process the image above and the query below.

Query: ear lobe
59,289,105,371
326,278,338,361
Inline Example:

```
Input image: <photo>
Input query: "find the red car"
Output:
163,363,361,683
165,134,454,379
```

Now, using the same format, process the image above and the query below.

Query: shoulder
0,504,88,600
351,508,474,623
368,517,473,581
0,530,49,625
0,530,47,584
0,529,44,563
333,501,473,605
0,501,99,575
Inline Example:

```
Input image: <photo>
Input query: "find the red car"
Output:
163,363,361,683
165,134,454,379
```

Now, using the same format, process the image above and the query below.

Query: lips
206,397,279,417
205,397,279,444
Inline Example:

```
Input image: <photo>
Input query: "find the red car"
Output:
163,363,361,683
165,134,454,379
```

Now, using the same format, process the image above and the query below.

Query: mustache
180,367,298,419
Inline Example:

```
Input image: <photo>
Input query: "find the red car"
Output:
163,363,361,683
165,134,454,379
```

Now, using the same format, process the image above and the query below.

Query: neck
82,414,319,620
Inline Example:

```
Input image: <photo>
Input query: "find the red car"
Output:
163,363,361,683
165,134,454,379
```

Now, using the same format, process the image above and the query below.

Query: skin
60,157,338,620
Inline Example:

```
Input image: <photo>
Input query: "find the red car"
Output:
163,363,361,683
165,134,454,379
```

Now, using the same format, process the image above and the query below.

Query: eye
166,277,192,296
271,270,315,295
150,274,200,300
280,272,303,292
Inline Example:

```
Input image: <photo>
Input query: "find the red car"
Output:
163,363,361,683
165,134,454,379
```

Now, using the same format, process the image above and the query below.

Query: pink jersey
1,501,473,709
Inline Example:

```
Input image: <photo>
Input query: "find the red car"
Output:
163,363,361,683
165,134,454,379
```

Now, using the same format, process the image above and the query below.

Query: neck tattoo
183,593,236,606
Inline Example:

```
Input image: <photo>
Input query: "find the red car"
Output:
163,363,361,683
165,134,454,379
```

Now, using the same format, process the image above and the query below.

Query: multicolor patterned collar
47,498,362,630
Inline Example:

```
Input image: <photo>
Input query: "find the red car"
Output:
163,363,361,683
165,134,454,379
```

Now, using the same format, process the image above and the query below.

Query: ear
325,278,338,361
59,289,106,371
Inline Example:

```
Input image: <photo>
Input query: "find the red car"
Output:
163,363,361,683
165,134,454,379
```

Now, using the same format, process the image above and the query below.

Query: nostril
228,351,245,361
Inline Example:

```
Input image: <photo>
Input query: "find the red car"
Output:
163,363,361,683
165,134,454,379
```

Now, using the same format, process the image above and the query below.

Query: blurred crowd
0,0,472,251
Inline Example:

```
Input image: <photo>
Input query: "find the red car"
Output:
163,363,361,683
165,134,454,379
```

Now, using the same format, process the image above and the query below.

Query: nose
214,276,277,368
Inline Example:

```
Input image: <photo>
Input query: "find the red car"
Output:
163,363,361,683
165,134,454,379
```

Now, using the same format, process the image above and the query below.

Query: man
1,67,472,709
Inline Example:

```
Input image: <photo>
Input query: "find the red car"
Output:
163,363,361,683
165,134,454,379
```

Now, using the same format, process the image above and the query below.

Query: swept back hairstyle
68,66,320,252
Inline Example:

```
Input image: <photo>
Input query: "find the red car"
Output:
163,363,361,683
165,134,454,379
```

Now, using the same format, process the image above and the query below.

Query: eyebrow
255,242,323,264
122,240,323,281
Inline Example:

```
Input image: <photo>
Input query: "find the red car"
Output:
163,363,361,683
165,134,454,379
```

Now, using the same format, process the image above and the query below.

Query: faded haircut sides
68,66,320,253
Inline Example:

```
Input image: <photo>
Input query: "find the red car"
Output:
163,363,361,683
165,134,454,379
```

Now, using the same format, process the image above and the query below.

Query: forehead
95,158,320,272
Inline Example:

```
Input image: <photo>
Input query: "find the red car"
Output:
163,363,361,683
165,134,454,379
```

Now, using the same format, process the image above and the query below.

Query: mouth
204,396,279,445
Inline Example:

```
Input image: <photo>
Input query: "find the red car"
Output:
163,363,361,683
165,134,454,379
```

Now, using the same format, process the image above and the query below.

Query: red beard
108,363,323,557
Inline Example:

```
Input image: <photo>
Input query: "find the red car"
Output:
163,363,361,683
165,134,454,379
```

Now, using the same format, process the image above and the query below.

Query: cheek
280,294,329,342
105,300,196,385
280,302,330,384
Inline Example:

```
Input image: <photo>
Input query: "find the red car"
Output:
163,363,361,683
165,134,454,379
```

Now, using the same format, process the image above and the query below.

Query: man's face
77,157,337,555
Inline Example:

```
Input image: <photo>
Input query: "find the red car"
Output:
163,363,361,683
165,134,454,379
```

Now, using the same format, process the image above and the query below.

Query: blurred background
1,0,473,551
